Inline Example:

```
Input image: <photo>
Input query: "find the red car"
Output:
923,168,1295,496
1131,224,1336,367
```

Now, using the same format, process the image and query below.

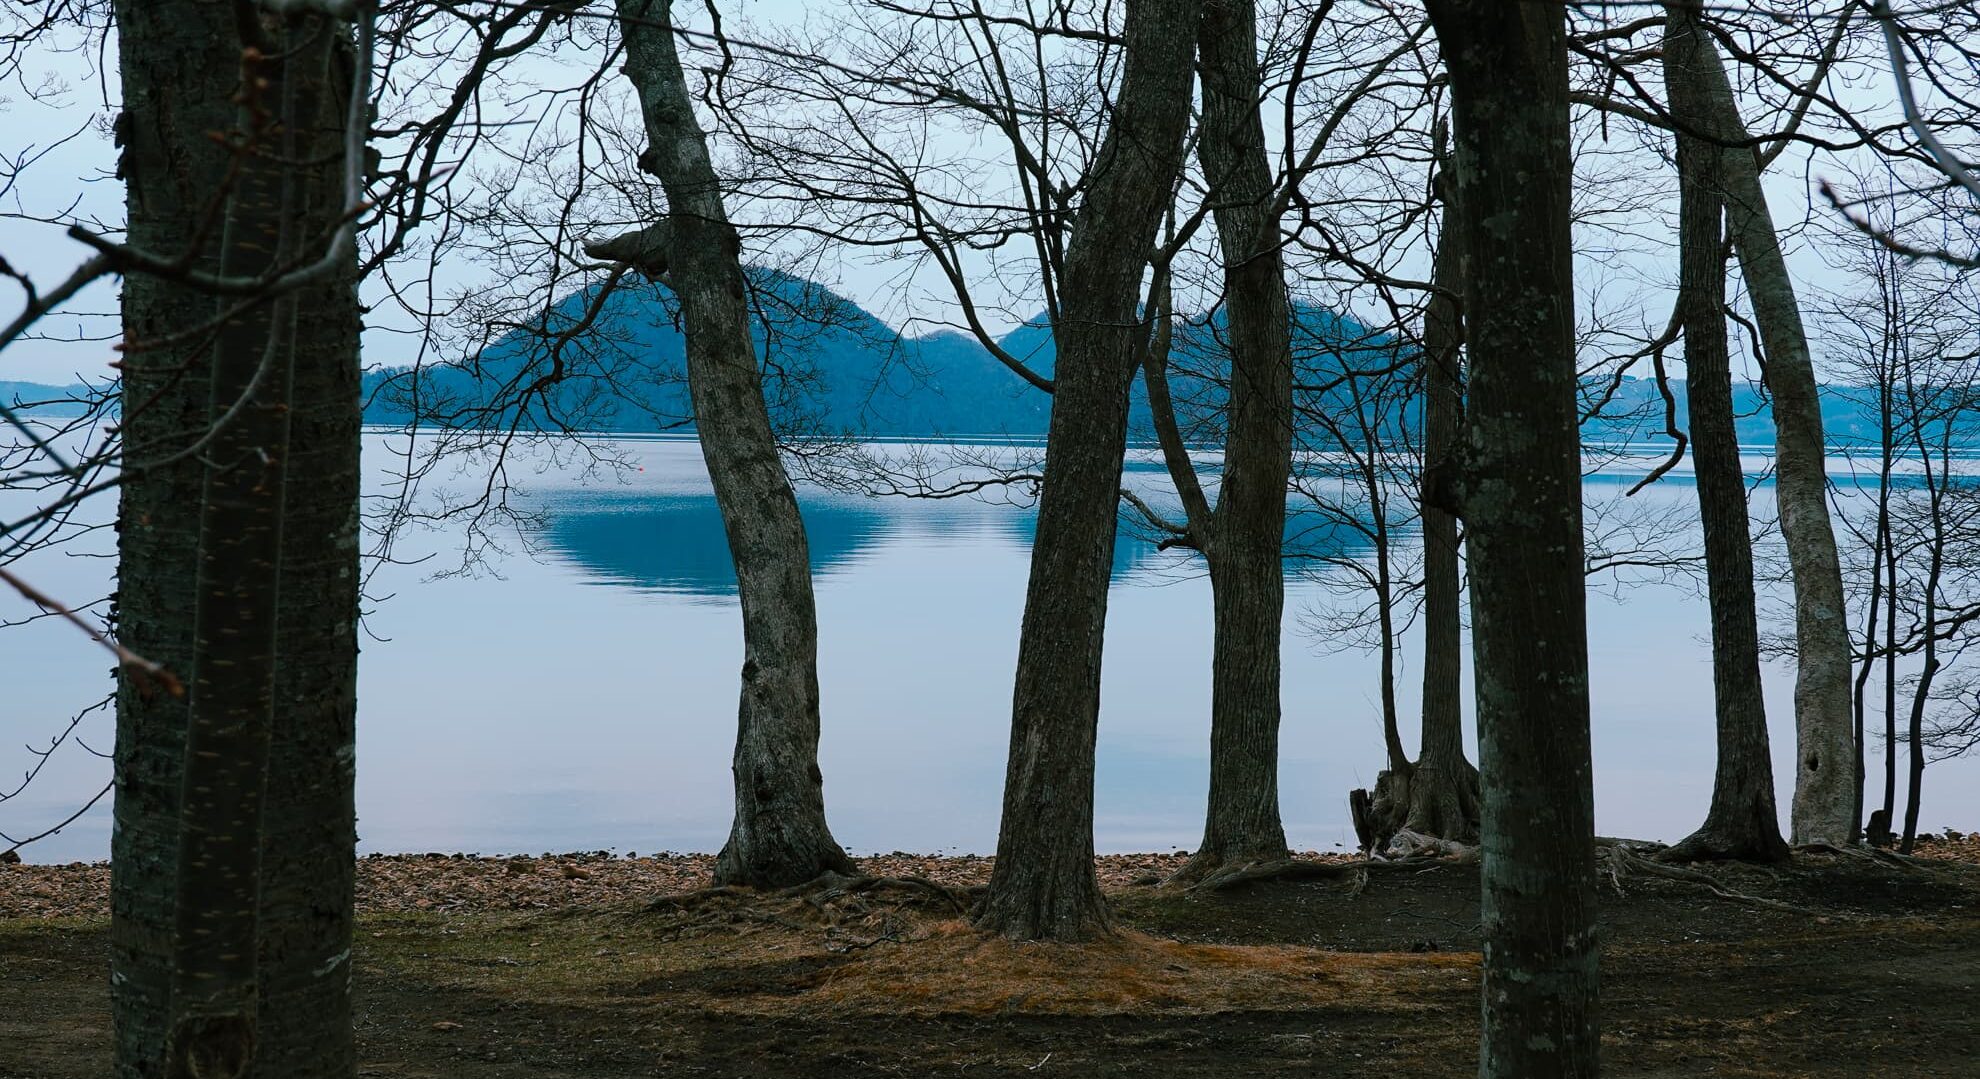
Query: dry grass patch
712,919,1477,1019
358,905,1476,1027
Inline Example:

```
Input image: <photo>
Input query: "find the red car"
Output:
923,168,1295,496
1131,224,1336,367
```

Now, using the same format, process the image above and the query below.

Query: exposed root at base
1795,842,1941,871
1190,851,1466,893
1603,845,1824,917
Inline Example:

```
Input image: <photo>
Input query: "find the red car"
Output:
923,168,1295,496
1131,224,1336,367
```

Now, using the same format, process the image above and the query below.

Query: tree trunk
1179,0,1293,880
1406,142,1480,844
1423,2,1601,1075
1662,25,1789,863
1900,413,1947,854
1849,458,1883,842
1350,133,1481,851
167,26,296,1064
1883,476,1899,830
255,22,362,1078
111,1,236,1068
113,7,358,1077
600,0,853,888
975,0,1199,941
1663,0,1855,847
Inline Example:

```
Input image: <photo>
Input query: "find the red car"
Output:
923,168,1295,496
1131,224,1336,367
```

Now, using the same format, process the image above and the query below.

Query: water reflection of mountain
536,479,1380,599
535,489,891,598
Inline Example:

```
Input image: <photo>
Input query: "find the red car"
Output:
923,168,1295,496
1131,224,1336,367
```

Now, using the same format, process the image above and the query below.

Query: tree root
1794,842,1941,872
1603,844,1824,916
1349,762,1480,854
1386,828,1480,862
1191,852,1459,893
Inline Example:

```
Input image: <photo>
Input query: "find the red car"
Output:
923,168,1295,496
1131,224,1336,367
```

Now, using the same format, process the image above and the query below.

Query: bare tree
1822,198,1980,851
587,0,856,888
1655,0,1856,846
1422,1,1600,1074
1658,8,1789,864
1401,136,1481,845
1136,0,1296,882
975,0,1199,942
1341,123,1479,850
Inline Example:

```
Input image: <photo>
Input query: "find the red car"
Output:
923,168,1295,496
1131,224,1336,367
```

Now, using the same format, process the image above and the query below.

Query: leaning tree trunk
1177,0,1294,881
1661,19,1789,864
113,7,359,1077
1356,133,1481,851
1664,0,1855,847
975,0,1200,941
1423,2,1601,1075
595,0,852,888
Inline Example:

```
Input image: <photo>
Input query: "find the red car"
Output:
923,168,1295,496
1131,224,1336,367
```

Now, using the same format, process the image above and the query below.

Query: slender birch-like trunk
1662,16,1789,862
592,0,854,889
1664,0,1856,846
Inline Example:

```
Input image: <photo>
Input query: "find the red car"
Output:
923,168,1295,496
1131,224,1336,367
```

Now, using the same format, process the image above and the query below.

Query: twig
0,780,111,858
1872,0,1980,204
0,566,182,697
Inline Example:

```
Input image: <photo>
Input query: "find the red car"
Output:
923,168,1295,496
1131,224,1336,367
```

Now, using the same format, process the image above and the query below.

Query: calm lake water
4,434,1975,862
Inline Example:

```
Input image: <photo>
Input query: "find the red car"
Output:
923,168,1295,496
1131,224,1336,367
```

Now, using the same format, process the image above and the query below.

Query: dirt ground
4,844,1979,1078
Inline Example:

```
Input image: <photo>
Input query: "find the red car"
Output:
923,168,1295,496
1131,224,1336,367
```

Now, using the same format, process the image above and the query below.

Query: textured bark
1175,0,1293,880
167,30,295,1071
1663,2,1855,847
1661,28,1789,863
975,0,1199,940
111,2,237,1070
1423,2,1601,1075
113,8,361,1077
602,0,853,888
255,23,362,1078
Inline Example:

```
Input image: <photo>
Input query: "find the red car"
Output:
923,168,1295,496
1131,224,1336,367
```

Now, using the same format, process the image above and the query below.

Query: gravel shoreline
7,833,1974,920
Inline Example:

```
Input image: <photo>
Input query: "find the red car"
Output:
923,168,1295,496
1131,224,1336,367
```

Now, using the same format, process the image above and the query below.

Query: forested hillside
354,272,1908,447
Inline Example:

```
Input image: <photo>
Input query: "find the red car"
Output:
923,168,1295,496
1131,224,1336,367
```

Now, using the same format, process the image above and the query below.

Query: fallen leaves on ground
1913,830,1980,862
0,849,1342,919
6,834,1973,921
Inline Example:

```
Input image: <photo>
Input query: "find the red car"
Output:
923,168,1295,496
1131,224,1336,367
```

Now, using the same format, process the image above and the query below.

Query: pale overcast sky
0,2,1939,387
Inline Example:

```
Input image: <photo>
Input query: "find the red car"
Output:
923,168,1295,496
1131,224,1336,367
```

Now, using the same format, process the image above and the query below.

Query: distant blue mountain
1578,378,1933,449
0,270,1933,448
358,269,1923,449
362,269,1052,438
0,381,94,417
